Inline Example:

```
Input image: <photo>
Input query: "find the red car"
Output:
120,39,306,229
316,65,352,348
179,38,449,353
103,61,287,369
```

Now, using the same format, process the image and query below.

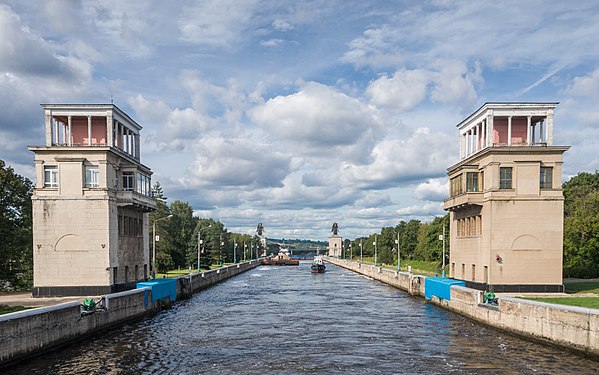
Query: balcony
116,190,156,212
443,192,483,211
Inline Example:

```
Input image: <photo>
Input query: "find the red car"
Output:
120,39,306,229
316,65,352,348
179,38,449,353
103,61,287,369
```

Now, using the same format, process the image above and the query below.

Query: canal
6,262,599,374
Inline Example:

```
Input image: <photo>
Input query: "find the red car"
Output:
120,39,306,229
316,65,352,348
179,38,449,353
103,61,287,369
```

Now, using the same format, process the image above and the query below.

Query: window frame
44,165,59,188
499,167,513,189
540,166,553,189
466,172,479,192
84,165,100,188
122,172,134,191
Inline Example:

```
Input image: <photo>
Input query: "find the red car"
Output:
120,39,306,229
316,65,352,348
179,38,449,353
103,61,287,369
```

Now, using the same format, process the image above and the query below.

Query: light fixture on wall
101,243,106,248
36,244,42,249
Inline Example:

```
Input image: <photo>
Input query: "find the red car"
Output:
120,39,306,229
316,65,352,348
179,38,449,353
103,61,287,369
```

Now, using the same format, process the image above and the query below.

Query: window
136,173,151,196
499,167,512,189
540,167,553,189
466,172,479,192
123,172,134,191
85,165,99,188
450,174,463,197
44,166,58,188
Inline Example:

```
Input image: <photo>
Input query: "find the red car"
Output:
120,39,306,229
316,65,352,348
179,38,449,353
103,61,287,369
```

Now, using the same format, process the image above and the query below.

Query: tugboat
262,249,299,266
311,256,326,273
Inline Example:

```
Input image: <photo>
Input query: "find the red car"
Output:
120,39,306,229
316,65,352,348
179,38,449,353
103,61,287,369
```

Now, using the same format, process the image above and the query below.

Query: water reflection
5,263,599,374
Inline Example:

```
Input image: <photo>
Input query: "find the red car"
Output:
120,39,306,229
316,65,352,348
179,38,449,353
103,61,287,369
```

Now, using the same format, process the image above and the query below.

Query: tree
149,182,172,273
168,200,197,268
563,172,599,278
400,220,421,259
0,160,33,290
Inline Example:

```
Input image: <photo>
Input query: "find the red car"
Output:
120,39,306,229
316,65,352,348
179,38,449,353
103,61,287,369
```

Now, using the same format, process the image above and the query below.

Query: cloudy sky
2,1,599,240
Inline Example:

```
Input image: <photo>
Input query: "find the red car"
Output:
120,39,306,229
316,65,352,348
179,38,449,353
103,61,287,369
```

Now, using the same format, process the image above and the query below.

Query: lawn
348,257,439,275
525,297,599,309
0,305,33,316
155,263,238,278
564,282,599,295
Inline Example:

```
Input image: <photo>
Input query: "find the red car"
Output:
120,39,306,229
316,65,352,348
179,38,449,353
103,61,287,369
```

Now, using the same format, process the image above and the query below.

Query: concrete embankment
0,260,262,368
326,256,599,358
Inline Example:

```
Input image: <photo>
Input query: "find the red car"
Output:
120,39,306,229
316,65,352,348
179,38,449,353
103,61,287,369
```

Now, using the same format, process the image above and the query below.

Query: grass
564,282,599,295
525,297,599,309
0,305,33,316
347,257,439,276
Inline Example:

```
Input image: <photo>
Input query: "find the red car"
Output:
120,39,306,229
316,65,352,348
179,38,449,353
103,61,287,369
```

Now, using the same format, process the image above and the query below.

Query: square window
44,166,58,188
540,167,553,189
499,167,512,189
85,165,99,188
123,172,134,191
466,172,479,192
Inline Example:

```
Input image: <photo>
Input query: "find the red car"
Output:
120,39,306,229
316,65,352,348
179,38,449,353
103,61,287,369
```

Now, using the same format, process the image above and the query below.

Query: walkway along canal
3,262,599,374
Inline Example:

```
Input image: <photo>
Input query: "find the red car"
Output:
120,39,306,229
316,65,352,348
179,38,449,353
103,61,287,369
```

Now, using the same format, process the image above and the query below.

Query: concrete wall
325,257,425,296
326,256,599,357
0,260,262,368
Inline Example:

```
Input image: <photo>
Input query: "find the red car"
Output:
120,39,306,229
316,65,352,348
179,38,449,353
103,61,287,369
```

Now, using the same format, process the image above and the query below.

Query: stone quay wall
325,256,599,357
0,260,262,368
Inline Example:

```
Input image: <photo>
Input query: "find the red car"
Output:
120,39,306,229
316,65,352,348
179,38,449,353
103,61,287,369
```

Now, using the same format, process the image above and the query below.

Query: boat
311,256,326,273
262,251,299,266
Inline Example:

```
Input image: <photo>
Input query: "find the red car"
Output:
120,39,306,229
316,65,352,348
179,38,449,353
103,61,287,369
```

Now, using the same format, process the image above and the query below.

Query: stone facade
443,102,569,292
29,104,156,297
328,235,342,257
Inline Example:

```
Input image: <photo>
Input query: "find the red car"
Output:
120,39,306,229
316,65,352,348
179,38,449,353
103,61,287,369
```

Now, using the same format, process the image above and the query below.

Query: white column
507,116,512,146
106,112,113,147
135,134,140,158
487,114,494,146
67,116,72,146
54,118,59,145
87,116,92,145
526,116,531,145
546,112,554,145
45,110,53,146
540,119,545,143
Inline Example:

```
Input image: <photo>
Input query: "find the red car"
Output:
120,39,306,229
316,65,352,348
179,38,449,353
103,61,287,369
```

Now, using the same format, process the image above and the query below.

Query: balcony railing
443,191,483,210
116,190,156,212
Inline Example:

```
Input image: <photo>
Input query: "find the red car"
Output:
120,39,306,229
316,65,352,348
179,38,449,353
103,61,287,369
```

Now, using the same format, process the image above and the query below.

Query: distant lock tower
328,222,342,257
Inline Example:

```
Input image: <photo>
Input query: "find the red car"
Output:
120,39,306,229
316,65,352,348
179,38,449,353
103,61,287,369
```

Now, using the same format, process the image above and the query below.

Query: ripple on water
4,262,599,374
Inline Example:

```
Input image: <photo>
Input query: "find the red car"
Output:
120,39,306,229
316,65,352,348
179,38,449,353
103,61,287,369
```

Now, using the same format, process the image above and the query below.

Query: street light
243,241,247,261
152,214,173,279
373,234,378,266
233,242,237,264
428,212,447,278
219,235,224,267
359,239,363,263
394,231,400,271
197,224,211,271
349,243,352,261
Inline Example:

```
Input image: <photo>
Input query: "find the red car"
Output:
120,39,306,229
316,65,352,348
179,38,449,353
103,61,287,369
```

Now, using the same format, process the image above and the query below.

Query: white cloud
250,82,383,163
272,19,293,32
342,127,456,189
567,68,599,97
367,69,430,111
415,178,448,201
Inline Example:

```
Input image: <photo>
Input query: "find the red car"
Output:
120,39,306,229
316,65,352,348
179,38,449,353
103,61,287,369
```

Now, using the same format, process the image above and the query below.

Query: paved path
564,278,599,284
0,292,90,307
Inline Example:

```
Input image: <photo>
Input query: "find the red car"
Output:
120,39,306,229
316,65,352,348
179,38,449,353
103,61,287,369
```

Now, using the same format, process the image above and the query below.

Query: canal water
6,262,599,374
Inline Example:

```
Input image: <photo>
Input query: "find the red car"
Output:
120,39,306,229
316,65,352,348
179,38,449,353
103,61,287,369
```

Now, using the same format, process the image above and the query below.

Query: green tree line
150,183,262,273
345,215,449,270
1,159,598,291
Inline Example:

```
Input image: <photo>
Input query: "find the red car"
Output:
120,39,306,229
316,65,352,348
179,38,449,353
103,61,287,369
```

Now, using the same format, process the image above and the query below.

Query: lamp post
233,242,237,264
373,234,378,266
197,224,211,271
394,231,400,271
243,241,247,261
349,243,352,261
152,214,172,279
428,212,447,278
219,235,224,267
359,239,363,263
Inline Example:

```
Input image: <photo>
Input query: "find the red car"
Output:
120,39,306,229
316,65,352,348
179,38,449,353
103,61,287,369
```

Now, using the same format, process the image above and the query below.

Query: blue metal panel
424,277,466,301
137,279,177,303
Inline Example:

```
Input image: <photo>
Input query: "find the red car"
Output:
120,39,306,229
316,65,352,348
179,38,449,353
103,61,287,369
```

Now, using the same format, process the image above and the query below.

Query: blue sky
2,1,599,240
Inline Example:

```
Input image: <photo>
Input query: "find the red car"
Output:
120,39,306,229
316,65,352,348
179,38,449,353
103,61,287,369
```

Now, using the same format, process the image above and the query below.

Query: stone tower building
443,102,569,292
29,104,156,297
